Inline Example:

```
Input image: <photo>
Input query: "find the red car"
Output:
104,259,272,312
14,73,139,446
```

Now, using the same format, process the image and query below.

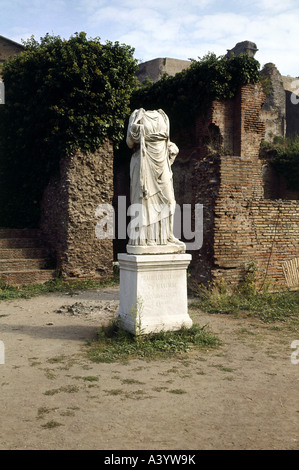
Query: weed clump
0,275,118,301
189,263,299,324
86,321,220,363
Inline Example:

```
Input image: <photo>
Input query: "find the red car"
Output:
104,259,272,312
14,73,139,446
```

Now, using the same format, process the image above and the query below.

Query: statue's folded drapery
126,108,179,246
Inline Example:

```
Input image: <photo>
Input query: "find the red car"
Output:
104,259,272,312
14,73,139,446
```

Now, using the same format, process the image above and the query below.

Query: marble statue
126,108,185,253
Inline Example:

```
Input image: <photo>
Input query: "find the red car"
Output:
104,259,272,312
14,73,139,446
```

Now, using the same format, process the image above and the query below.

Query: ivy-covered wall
175,83,299,291
131,52,261,138
0,32,138,228
1,37,297,287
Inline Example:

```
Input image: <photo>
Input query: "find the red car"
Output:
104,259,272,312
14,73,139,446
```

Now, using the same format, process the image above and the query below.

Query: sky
1,0,299,77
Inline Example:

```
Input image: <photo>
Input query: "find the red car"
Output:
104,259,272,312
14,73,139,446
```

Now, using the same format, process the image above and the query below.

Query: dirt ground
0,285,298,451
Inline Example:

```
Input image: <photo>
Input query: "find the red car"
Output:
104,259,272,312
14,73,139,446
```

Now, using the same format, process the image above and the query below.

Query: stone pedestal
117,253,192,335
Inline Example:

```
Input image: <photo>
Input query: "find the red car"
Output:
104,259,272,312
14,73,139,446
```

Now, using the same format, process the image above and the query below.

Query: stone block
117,253,192,335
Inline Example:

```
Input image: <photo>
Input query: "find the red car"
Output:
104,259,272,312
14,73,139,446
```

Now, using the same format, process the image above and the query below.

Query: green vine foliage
0,32,138,227
131,53,261,134
0,46,261,228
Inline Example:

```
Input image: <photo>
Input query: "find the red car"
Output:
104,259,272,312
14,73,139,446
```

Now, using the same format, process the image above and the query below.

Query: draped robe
126,108,178,246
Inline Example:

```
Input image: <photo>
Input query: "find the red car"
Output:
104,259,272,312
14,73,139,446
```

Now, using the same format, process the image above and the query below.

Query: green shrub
0,32,138,227
86,321,220,363
189,279,299,323
131,52,261,134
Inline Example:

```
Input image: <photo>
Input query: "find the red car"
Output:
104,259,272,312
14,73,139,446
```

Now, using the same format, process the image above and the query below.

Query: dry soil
0,286,298,450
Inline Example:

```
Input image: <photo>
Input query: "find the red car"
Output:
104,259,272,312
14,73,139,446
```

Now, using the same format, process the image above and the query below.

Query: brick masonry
38,83,299,291
0,37,298,288
181,83,299,291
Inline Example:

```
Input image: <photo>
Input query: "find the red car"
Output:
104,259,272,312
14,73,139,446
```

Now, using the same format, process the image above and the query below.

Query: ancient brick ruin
36,81,299,291
0,37,298,289
40,140,115,280
172,83,299,291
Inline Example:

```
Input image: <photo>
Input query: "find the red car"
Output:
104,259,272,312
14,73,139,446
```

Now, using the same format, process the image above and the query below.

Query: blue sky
1,0,299,76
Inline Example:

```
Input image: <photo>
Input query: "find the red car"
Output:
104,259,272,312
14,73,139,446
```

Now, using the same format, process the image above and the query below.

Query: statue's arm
168,142,179,165
126,108,144,149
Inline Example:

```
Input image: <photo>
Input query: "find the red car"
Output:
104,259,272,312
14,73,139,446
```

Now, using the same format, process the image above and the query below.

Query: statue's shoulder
157,109,169,124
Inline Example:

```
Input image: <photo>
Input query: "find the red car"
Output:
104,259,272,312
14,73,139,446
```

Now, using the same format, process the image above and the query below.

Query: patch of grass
37,407,58,419
153,386,169,392
47,355,67,364
41,420,63,429
121,378,144,385
0,274,119,301
104,388,123,396
189,282,299,324
212,365,234,373
43,369,57,380
86,321,220,363
44,385,79,395
82,376,99,382
29,357,42,366
104,388,150,400
127,389,146,398
60,410,76,417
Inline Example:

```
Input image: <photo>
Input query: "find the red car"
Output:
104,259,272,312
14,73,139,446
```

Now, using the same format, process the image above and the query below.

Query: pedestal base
126,243,186,255
117,253,192,335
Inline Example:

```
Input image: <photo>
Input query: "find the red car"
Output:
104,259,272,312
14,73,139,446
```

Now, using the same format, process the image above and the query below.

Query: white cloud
193,13,251,42
255,0,296,13
1,0,299,76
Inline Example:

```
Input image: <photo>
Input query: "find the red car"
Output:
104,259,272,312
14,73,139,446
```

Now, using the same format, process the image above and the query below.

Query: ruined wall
40,140,114,279
213,195,299,290
260,63,286,141
38,83,298,290
260,67,299,140
136,55,299,141
188,83,299,291
136,57,191,83
189,84,264,281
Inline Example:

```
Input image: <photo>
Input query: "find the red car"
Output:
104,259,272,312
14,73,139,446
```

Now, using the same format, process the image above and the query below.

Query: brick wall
213,198,299,290
239,84,267,160
186,83,299,291
38,83,298,290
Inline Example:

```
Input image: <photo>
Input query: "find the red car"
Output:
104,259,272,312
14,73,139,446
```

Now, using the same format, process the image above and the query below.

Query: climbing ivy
131,52,261,133
0,32,138,227
0,44,261,228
